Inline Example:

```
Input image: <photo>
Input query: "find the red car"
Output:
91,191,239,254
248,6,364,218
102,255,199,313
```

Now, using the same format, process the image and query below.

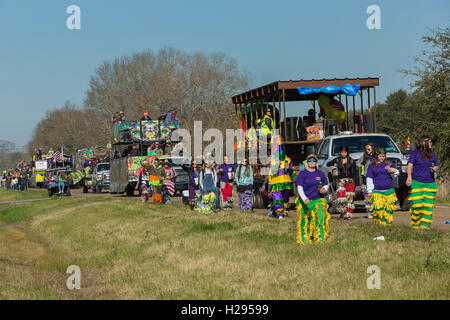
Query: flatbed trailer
231,77,380,208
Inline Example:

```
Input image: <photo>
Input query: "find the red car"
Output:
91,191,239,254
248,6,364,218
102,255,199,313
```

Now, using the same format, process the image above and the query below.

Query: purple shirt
218,164,236,183
366,161,397,190
408,150,439,183
296,169,328,200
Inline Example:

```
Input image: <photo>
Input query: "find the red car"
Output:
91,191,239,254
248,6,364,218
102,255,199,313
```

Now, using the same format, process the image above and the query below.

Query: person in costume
162,160,177,204
257,106,274,141
181,158,203,209
139,167,150,202
327,145,357,220
235,158,254,211
57,172,67,194
264,145,296,219
195,160,221,214
356,143,375,219
140,110,152,121
295,154,330,244
406,136,439,229
366,148,399,226
147,158,164,203
218,156,236,209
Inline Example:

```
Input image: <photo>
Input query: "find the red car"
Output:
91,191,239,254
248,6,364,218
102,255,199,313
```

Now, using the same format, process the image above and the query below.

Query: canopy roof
231,77,379,104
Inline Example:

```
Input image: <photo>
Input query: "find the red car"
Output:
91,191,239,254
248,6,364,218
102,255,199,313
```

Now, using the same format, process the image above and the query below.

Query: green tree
377,27,449,174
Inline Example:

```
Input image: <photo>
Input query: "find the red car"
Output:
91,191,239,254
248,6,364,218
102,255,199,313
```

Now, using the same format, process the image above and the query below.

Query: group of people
1,161,33,191
47,171,68,194
171,134,440,245
139,158,177,205
179,155,256,215
295,135,439,244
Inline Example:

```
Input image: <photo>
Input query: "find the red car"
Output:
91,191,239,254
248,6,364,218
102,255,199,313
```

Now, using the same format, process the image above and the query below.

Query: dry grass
0,195,448,299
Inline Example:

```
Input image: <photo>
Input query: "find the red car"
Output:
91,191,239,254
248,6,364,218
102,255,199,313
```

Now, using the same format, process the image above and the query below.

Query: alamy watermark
169,121,281,165
366,265,381,289
366,5,381,30
66,5,81,30
66,265,81,290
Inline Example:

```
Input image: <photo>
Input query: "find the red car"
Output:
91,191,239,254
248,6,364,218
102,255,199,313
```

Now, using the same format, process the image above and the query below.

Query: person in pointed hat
263,142,296,219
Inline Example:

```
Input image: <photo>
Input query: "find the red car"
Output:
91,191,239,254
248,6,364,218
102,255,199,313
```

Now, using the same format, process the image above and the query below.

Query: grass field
0,193,448,299
0,189,48,202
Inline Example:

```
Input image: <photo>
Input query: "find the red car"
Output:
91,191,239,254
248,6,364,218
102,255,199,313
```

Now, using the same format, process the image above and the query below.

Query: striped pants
295,197,330,245
409,180,437,229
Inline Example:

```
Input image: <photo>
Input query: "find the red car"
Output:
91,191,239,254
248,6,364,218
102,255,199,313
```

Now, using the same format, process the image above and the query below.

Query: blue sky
0,0,449,147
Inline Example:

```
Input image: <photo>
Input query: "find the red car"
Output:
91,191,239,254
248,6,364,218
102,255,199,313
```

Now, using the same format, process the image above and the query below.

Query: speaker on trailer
353,115,362,133
325,119,338,136
297,118,307,141
363,114,375,133
282,117,305,141
285,117,297,142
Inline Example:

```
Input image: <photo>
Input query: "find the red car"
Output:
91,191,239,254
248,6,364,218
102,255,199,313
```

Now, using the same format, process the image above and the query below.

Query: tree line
26,47,250,155
376,28,449,174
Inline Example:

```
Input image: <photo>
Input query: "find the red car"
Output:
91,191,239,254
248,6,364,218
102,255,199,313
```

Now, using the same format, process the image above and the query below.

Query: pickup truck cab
314,133,411,210
92,162,110,193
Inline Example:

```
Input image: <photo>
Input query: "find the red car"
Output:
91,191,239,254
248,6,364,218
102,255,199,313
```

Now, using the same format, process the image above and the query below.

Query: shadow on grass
189,221,234,233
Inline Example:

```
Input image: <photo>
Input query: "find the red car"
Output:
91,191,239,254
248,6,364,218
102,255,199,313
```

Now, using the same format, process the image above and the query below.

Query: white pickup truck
314,133,411,211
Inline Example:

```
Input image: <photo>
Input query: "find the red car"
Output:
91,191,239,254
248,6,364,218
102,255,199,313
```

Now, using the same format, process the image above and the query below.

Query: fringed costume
327,156,357,219
147,163,164,204
266,151,295,218
369,189,397,225
194,191,217,215
295,198,330,244
366,161,399,226
195,165,221,214
295,167,330,244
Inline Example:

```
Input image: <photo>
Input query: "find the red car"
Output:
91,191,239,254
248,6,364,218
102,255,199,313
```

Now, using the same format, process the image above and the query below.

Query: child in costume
406,136,439,229
264,145,295,219
139,167,150,202
162,160,177,204
218,156,236,209
327,145,357,220
147,158,164,203
235,158,254,211
367,148,400,226
357,143,375,219
57,172,67,194
195,160,220,214
181,159,203,209
295,154,330,244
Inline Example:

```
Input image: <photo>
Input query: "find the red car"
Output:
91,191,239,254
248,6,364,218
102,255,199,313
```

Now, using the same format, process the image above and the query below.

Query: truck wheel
252,191,259,209
83,186,88,193
257,191,265,209
66,188,71,196
126,185,134,197
97,187,102,193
